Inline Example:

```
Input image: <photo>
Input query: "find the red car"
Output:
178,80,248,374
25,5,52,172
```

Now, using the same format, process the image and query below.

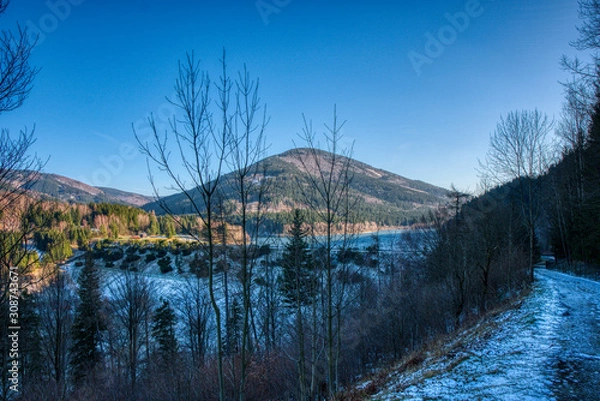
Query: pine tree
280,209,315,306
16,289,43,393
225,297,243,355
148,212,160,236
152,299,178,359
70,253,105,382
581,85,600,263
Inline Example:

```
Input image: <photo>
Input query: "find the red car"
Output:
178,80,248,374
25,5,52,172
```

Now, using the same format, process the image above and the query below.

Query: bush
158,257,173,274
337,247,365,266
125,253,141,264
105,249,124,262
189,253,208,277
336,269,364,285
249,244,271,259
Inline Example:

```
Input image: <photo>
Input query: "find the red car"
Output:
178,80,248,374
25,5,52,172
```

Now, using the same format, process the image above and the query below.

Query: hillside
349,269,600,400
23,172,152,207
144,148,448,229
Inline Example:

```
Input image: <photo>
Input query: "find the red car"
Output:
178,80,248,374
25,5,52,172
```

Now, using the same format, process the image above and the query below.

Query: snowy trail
371,269,600,401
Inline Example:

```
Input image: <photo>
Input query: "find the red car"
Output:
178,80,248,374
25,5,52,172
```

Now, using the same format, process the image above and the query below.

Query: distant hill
145,148,448,228
23,173,152,207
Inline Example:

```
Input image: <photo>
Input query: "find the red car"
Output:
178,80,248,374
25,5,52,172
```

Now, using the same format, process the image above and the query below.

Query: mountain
24,173,152,207
144,148,448,228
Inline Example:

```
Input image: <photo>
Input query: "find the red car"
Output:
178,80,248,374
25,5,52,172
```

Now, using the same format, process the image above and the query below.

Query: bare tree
135,52,228,400
36,268,74,397
479,109,555,281
0,129,42,213
255,247,282,355
0,1,38,115
550,84,593,262
559,81,591,198
294,106,354,397
108,272,155,395
0,0,42,281
176,276,212,367
0,5,43,398
135,51,270,401
558,0,598,171
560,0,600,88
225,64,268,401
572,0,600,57
480,110,554,183
553,0,600,264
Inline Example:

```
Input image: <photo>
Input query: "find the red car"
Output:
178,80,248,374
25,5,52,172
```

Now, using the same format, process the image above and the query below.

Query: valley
2,1,599,399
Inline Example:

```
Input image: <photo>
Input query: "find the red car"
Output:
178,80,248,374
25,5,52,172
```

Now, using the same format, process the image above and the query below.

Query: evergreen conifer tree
148,213,160,236
152,299,178,359
280,209,315,306
225,297,243,355
17,289,42,392
70,253,105,382
581,85,600,263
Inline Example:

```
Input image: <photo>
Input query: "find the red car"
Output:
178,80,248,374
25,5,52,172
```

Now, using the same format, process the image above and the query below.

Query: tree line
1,200,186,265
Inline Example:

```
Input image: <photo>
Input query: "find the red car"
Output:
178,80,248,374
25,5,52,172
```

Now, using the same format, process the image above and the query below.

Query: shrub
189,253,208,277
125,253,141,264
337,247,364,265
158,257,173,274
105,249,124,262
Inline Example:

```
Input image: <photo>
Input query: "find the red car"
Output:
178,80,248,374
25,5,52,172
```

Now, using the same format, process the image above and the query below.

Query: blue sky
1,0,581,195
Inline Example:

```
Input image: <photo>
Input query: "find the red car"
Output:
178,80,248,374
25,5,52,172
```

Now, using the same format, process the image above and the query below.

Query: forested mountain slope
145,148,447,229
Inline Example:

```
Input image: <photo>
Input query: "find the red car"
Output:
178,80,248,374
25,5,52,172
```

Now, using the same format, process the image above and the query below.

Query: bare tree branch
0,21,38,114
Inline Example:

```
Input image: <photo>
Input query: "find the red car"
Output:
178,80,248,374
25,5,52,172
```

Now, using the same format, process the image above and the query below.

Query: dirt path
543,269,600,400
371,268,600,400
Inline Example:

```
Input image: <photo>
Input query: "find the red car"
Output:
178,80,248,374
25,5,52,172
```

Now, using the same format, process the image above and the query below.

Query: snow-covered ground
370,268,600,401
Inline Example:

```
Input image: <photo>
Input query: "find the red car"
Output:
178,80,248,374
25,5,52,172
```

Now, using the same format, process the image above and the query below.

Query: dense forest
1,199,182,265
1,1,599,400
